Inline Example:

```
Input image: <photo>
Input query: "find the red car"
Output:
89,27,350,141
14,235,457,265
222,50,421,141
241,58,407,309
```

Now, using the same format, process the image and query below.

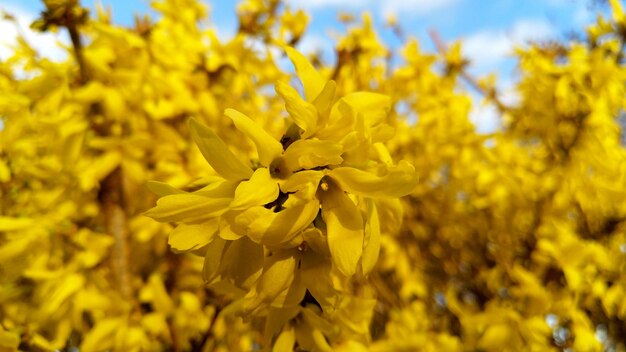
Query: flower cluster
1,0,626,350
145,46,417,347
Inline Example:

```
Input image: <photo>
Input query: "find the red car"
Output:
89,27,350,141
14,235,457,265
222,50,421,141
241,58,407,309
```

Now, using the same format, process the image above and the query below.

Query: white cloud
470,99,501,134
509,19,555,42
296,33,337,66
461,18,555,134
297,33,331,54
287,0,459,16
467,76,519,133
462,18,555,71
0,4,68,61
285,0,369,10
381,0,460,17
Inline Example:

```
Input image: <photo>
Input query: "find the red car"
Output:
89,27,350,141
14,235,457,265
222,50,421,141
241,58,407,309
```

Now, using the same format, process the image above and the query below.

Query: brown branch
54,1,130,299
390,24,405,43
99,167,131,299
34,0,90,83
67,22,89,83
428,29,508,112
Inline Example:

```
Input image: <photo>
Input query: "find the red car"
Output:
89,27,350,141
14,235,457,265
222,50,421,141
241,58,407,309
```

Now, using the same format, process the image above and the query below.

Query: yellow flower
145,46,418,324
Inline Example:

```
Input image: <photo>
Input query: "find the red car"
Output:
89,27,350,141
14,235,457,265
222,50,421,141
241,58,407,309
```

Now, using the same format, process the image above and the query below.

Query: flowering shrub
1,0,625,351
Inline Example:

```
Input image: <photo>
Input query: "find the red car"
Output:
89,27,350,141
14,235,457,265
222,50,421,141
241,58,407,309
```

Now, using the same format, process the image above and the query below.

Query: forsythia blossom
145,46,418,345
1,0,626,350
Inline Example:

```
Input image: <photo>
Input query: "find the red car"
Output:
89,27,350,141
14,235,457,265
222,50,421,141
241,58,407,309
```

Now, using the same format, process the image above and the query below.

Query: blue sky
0,0,613,131
1,0,608,66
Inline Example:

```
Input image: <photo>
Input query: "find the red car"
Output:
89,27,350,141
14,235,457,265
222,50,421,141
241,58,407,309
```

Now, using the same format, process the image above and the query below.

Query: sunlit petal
275,81,318,138
230,168,279,210
328,161,418,198
237,199,320,246
144,194,230,224
243,249,297,314
284,46,325,102
282,139,343,171
189,118,253,181
312,80,337,127
224,108,283,166
360,200,380,276
319,185,364,277
169,219,219,252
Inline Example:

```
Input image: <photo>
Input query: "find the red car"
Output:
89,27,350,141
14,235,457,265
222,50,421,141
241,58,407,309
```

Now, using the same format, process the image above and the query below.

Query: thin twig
99,168,131,299
56,1,130,298
1,11,37,57
67,22,89,83
428,29,508,112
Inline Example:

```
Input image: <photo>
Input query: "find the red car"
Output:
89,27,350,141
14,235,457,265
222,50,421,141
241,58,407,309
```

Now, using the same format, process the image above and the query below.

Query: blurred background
0,0,614,133
1,1,625,351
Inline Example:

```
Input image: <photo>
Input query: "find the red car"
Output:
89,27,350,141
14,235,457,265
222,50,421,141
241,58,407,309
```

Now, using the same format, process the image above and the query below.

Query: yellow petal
195,179,238,198
310,329,333,352
145,180,184,197
301,306,336,336
335,340,369,352
334,297,376,336
312,80,336,127
220,236,264,289
265,307,301,346
203,237,228,283
478,324,513,350
339,92,390,127
279,170,324,199
80,319,122,352
0,327,20,350
339,130,369,165
145,274,174,314
271,272,306,308
0,159,11,182
610,0,624,22
275,81,318,138
372,143,392,165
230,168,279,210
0,233,39,263
315,99,355,140
144,194,230,223
224,109,283,166
273,326,296,352
361,200,380,276
237,199,320,246
257,250,297,297
169,220,218,252
183,176,226,192
141,313,169,337
300,252,337,311
0,216,34,231
43,274,85,317
375,198,404,235
301,227,330,257
294,320,317,351
284,46,325,101
371,124,395,143
243,249,297,314
316,92,390,140
328,161,418,198
319,184,364,277
218,210,246,240
282,139,343,171
189,118,253,181
79,151,121,191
